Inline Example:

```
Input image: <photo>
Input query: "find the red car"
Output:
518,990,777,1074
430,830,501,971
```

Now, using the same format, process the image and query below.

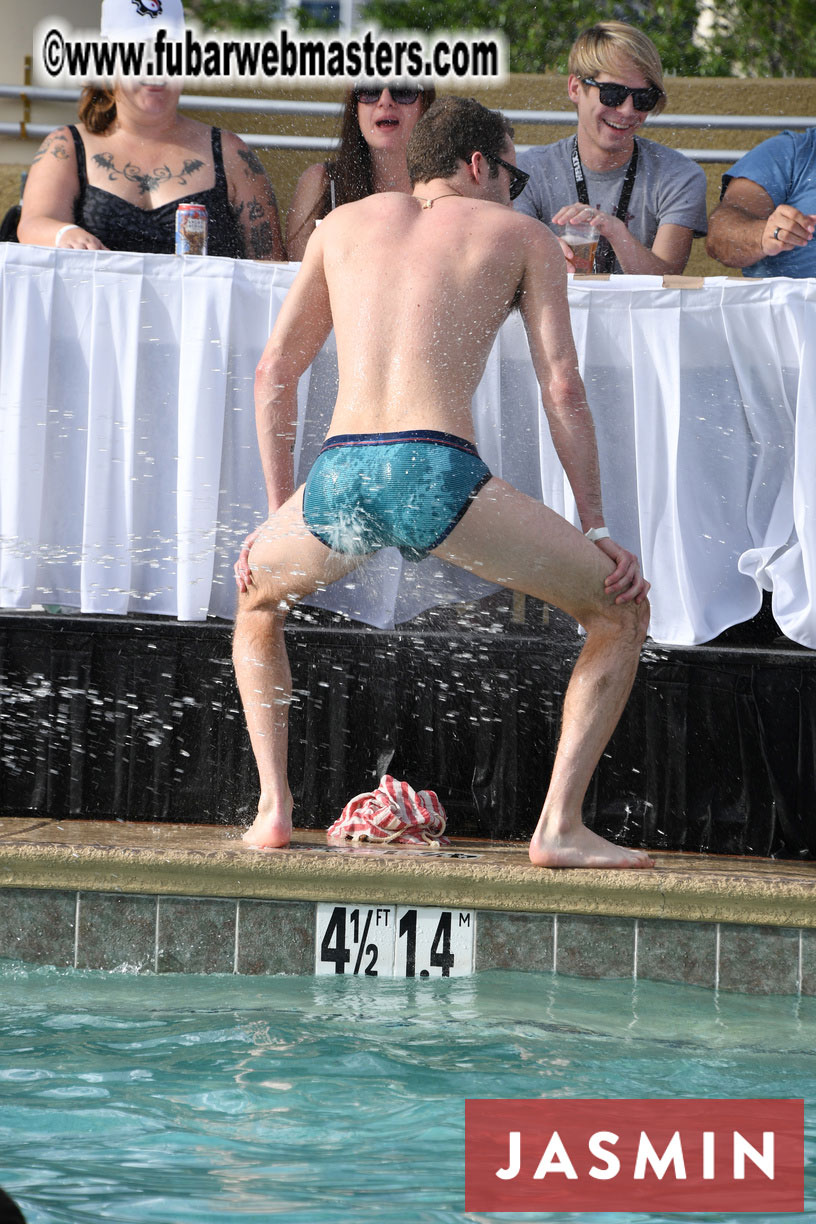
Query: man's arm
517,222,604,531
234,228,333,591
517,219,647,603
552,204,695,275
706,177,816,268
254,228,333,512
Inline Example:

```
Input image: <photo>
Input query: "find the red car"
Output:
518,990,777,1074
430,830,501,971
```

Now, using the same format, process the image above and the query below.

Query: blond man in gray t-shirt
517,22,707,275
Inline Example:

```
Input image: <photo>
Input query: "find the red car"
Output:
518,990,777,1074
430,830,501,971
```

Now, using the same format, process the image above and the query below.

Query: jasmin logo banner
465,1098,804,1212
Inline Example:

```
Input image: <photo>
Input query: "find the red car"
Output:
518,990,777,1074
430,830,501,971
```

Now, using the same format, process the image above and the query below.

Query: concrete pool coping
2,819,815,993
0,817,814,927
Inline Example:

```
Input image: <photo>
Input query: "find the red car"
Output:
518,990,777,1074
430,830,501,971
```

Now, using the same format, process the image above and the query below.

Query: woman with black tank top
18,0,285,260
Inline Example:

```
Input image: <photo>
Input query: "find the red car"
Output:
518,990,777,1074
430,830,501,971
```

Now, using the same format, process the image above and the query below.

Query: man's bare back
233,95,653,869
322,191,536,441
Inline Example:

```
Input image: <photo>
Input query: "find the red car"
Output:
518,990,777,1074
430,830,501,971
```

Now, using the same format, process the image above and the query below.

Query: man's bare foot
529,823,654,869
242,795,293,850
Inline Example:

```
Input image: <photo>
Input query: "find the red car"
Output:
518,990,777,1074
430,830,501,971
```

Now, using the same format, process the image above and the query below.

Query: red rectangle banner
465,1098,804,1212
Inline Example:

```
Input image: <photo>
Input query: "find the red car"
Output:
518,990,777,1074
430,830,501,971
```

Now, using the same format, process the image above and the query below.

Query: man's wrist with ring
585,526,610,542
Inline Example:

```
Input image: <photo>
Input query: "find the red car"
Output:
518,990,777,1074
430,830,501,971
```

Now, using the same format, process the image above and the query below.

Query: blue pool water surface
0,962,814,1223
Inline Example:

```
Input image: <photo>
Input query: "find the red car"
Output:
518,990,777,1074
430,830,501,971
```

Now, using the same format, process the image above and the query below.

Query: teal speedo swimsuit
302,430,492,562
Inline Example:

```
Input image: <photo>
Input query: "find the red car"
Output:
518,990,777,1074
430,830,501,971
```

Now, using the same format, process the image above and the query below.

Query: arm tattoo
237,147,266,179
249,220,275,259
31,131,69,165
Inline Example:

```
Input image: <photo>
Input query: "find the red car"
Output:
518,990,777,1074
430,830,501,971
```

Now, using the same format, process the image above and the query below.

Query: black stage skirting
1,596,813,858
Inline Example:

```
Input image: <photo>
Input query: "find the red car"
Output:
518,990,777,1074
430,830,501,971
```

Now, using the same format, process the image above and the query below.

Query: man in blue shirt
707,129,816,277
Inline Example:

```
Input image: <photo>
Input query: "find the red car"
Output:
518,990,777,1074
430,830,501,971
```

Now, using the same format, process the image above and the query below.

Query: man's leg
233,489,364,849
434,477,653,869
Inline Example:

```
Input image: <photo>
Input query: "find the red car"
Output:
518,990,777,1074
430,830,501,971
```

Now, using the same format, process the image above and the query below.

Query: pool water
0,961,814,1223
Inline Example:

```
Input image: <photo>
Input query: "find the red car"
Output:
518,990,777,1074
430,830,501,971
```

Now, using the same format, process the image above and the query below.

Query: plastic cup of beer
560,221,599,273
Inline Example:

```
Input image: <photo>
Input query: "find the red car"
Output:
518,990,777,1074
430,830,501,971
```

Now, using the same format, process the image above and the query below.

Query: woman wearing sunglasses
516,22,707,275
286,82,436,261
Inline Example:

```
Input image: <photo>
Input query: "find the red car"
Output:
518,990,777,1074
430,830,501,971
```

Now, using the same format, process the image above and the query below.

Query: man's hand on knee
594,536,650,604
234,528,261,593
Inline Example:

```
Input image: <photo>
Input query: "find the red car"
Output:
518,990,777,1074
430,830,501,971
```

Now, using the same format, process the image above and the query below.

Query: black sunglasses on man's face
475,153,529,201
580,77,663,112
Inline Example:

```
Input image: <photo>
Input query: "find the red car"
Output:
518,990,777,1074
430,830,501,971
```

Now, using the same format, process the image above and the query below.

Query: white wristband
585,526,610,542
54,223,79,247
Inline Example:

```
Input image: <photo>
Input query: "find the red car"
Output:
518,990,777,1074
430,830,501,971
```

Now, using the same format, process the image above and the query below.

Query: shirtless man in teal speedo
233,95,653,869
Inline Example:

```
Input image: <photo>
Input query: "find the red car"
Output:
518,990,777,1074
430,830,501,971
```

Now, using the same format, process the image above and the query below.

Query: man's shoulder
473,200,551,242
330,191,409,220
499,207,564,268
507,206,552,235
316,190,393,233
637,135,698,166
755,127,816,154
633,135,702,175
519,136,571,170
728,128,815,180
516,140,572,218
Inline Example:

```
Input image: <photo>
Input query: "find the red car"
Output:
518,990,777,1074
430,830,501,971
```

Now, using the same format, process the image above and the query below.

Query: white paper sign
315,903,474,977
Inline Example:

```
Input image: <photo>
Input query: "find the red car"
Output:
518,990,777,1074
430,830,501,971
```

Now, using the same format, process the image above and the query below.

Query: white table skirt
1,244,814,647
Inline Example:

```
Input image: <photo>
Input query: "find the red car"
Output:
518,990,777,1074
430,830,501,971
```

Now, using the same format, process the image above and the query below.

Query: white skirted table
1,244,814,647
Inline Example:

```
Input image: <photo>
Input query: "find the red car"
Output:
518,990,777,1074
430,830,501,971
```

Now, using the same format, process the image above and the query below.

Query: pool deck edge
0,819,814,929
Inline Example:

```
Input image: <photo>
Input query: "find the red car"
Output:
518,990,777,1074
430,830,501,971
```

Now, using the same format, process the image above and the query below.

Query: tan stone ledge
0,820,814,929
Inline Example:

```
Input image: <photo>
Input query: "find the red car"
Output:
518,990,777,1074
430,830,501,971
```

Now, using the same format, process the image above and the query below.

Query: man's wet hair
407,96,514,186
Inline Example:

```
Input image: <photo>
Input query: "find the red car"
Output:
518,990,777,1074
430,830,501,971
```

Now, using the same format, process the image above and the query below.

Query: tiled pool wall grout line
154,897,161,975
73,892,80,969
2,886,815,995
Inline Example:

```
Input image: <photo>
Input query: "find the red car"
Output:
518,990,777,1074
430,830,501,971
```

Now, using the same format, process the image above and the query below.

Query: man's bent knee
237,580,296,619
240,544,309,616
585,594,650,651
232,591,290,664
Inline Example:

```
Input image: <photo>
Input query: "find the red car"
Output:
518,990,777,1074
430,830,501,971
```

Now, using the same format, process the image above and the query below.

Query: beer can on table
175,202,208,255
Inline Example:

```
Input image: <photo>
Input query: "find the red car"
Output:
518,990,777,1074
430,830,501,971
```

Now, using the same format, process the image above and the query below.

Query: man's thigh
245,487,366,609
432,477,616,625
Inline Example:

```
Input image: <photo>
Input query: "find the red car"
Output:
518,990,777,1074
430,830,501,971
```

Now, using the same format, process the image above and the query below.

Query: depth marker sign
315,903,474,977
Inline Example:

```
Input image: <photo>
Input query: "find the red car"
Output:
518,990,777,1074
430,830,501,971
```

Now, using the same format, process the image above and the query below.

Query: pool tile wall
717,923,802,995
1,887,815,996
1,821,814,994
636,917,718,988
0,890,317,976
0,887,77,968
77,892,157,972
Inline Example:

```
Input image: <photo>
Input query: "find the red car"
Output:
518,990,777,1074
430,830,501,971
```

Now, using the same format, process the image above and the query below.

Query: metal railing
2,83,812,162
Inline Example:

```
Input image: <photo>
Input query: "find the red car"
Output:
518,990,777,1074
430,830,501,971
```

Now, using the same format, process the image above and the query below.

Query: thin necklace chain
414,188,464,209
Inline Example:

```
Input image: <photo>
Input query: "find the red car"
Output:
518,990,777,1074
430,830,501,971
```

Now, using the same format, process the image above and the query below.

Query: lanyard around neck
570,136,639,273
